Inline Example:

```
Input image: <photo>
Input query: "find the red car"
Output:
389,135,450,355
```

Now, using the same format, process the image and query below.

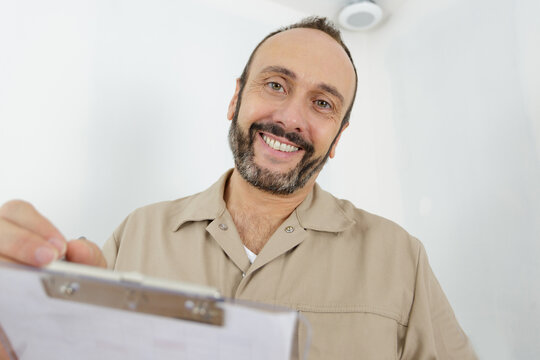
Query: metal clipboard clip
40,261,224,326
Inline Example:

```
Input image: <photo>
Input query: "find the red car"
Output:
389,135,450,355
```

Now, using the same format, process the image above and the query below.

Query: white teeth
262,135,299,153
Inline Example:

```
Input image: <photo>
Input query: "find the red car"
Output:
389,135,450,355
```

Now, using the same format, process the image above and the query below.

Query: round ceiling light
338,0,383,31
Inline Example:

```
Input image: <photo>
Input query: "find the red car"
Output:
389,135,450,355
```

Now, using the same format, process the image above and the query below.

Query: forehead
249,28,356,105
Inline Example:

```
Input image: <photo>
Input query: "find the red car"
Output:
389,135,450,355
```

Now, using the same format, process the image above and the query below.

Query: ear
227,79,241,121
329,122,349,159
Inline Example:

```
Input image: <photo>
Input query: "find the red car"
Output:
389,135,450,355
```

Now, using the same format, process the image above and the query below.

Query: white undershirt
243,246,257,264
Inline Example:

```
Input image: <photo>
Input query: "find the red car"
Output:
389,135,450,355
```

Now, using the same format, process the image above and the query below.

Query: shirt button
284,226,294,233
218,223,228,231
242,273,246,278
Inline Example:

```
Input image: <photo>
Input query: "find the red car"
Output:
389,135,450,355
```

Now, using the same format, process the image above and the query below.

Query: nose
273,94,309,134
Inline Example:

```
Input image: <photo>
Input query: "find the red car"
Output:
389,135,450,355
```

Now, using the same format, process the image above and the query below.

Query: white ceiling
266,0,405,26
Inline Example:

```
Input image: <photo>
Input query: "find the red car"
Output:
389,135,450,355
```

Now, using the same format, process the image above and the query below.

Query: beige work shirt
103,170,476,359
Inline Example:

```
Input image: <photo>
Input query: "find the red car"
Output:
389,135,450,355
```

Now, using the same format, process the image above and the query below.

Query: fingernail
48,238,67,256
35,246,58,265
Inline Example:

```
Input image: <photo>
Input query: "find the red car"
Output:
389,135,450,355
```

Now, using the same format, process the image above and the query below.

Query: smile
261,134,300,153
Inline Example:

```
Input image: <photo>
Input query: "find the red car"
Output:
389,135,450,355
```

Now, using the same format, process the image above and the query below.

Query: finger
66,238,107,268
0,200,66,255
0,218,60,266
0,254,17,264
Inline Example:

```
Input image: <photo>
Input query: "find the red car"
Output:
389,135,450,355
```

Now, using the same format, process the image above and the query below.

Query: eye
315,99,332,109
267,81,285,93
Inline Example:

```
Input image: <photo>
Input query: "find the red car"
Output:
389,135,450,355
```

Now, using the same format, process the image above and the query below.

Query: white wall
0,0,538,358
337,0,540,358
0,0,305,242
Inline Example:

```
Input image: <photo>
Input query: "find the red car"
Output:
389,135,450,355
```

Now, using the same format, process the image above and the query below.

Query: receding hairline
246,27,354,81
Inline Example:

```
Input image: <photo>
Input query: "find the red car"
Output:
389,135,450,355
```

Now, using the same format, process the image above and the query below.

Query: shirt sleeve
101,232,118,270
101,213,133,270
400,242,477,359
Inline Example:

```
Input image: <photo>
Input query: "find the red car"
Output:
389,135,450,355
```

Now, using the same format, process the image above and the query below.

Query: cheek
311,125,339,152
237,96,274,124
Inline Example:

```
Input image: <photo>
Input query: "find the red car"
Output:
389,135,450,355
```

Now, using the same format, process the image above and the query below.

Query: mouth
260,132,301,153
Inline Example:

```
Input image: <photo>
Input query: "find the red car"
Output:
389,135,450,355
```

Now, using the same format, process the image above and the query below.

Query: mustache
249,122,314,154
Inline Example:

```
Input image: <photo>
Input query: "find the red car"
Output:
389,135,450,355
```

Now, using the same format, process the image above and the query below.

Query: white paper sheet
0,263,297,360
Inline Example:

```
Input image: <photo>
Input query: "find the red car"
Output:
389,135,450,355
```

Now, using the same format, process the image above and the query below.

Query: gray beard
227,117,331,195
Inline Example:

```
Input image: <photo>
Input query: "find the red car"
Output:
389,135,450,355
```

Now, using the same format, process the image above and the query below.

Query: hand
0,200,106,268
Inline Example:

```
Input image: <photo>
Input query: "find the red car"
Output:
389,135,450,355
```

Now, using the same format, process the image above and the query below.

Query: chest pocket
297,310,398,360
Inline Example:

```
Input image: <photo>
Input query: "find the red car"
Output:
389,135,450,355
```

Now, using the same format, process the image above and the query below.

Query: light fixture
338,0,383,31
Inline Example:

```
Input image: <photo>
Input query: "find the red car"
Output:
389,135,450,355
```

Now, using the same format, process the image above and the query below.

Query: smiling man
0,17,476,359
224,24,356,256
228,27,355,196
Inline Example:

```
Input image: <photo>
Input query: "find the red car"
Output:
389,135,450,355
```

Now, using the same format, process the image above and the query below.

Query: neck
225,169,314,220
224,168,316,254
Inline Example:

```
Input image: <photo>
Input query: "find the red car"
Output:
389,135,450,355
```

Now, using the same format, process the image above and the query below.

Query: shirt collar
295,182,355,232
170,169,355,233
169,170,231,232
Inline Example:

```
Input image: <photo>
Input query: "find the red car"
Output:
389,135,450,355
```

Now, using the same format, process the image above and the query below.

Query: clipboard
0,261,307,360
39,261,224,326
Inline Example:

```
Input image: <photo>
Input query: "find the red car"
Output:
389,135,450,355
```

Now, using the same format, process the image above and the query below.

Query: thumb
66,238,107,268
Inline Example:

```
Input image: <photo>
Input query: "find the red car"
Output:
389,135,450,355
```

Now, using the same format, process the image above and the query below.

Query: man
0,17,476,359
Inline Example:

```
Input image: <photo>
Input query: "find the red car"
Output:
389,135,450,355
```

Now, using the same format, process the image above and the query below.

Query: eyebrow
318,83,344,105
260,66,345,105
261,66,297,79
